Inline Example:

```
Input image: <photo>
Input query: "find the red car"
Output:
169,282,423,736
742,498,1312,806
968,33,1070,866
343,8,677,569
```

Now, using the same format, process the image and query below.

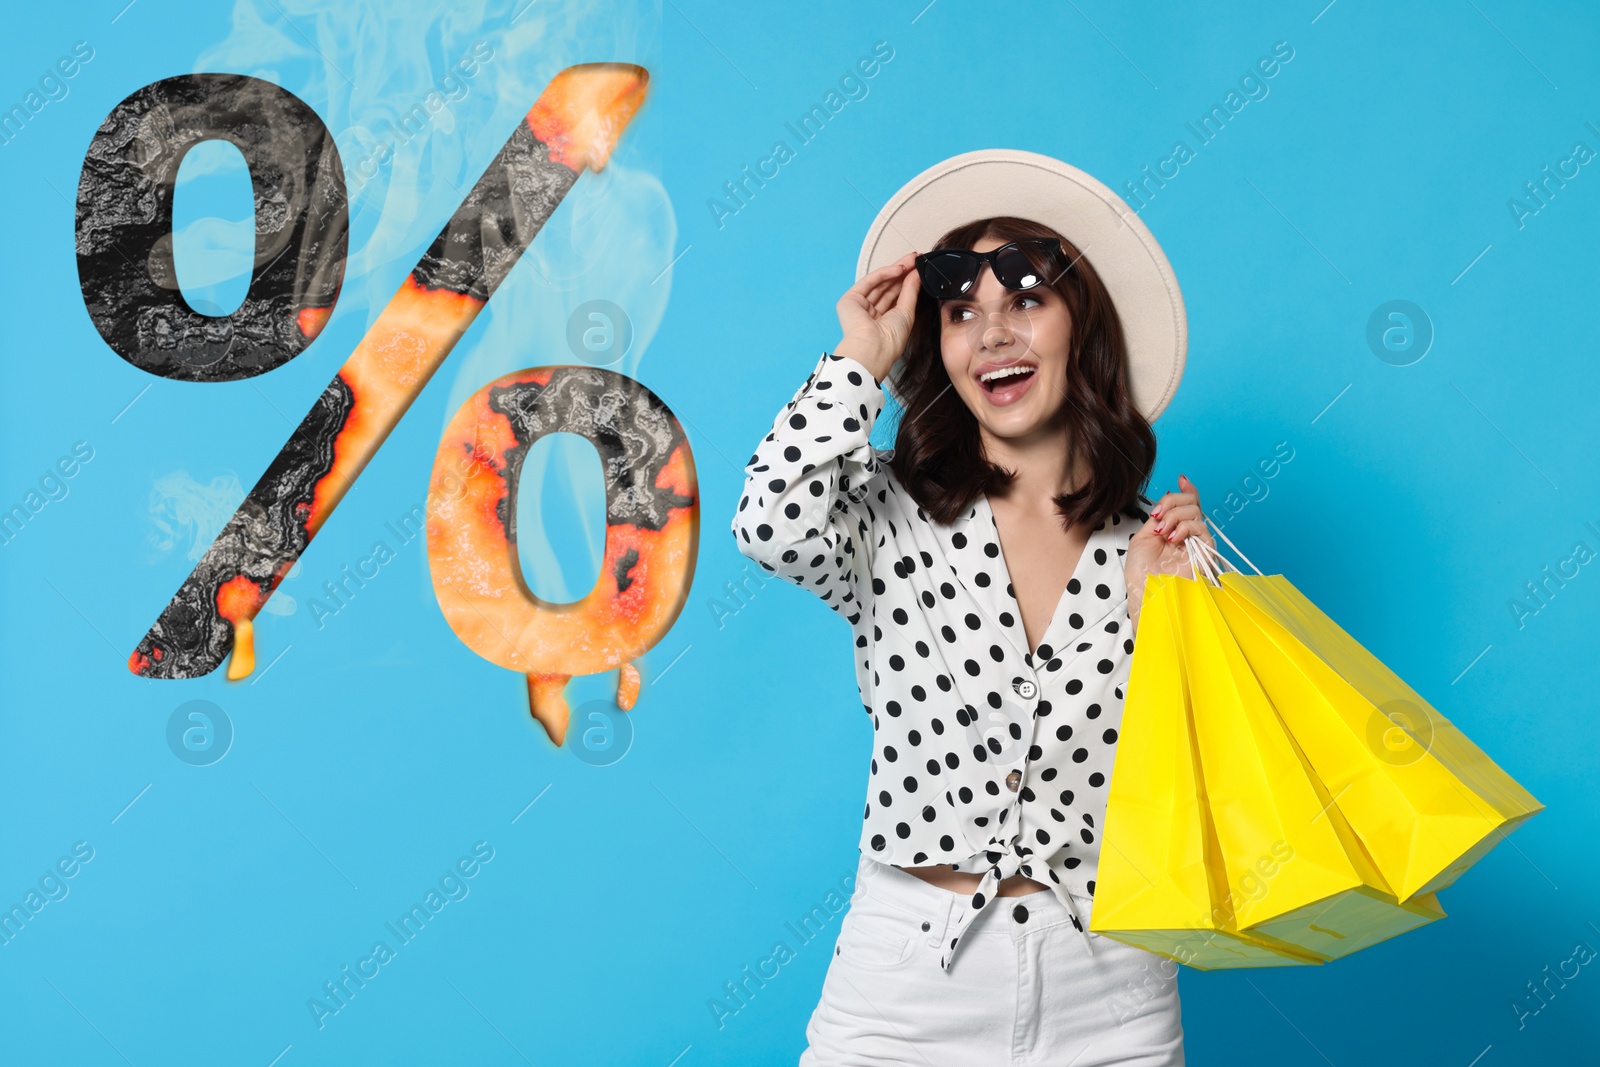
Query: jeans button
921,920,931,931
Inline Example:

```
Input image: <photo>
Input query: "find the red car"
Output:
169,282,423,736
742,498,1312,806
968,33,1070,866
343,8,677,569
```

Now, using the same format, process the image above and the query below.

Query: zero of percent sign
73,64,700,747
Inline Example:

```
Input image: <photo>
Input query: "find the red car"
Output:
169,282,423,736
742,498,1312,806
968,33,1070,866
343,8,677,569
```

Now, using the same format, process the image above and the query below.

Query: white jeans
799,853,1185,1066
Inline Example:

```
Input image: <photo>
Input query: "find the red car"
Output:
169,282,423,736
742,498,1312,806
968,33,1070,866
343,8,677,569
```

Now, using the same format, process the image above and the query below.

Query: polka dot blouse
731,351,1151,971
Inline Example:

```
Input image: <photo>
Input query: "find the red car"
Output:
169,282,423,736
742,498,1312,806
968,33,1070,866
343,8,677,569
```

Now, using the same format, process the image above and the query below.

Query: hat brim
856,149,1186,422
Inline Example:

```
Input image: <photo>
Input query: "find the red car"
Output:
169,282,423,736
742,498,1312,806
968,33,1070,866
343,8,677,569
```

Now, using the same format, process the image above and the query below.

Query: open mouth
977,363,1037,396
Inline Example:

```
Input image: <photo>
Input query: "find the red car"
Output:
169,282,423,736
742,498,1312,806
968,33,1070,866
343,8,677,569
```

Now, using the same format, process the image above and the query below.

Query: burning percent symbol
75,64,699,747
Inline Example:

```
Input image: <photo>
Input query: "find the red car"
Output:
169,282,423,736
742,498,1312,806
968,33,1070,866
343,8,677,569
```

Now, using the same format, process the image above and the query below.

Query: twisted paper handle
1184,513,1267,586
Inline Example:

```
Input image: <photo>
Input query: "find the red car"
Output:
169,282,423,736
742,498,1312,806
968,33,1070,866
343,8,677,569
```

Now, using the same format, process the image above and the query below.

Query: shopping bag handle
1185,536,1230,585
1185,514,1267,583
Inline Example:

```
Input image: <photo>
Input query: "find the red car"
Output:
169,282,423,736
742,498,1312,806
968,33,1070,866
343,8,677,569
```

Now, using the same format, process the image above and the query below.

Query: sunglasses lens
919,251,976,299
993,241,1053,290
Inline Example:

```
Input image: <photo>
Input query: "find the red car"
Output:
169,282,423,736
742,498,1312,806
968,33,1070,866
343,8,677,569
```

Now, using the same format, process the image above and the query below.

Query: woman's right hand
834,251,921,385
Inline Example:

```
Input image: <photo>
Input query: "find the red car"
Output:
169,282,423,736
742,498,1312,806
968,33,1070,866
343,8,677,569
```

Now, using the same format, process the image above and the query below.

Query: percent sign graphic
77,64,700,746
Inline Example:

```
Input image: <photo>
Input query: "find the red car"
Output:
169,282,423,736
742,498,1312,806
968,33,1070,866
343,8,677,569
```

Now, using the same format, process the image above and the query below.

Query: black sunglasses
914,238,1068,300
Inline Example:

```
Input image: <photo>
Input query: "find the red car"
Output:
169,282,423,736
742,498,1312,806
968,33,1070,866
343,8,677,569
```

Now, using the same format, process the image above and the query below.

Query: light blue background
2,1,1596,1064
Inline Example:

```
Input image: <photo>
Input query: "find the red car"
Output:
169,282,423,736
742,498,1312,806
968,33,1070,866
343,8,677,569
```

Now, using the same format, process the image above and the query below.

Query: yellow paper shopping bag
1189,532,1544,904
1166,572,1447,963
1091,574,1320,969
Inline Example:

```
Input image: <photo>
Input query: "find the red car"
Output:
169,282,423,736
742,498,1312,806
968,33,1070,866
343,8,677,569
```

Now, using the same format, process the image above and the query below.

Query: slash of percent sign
73,64,700,748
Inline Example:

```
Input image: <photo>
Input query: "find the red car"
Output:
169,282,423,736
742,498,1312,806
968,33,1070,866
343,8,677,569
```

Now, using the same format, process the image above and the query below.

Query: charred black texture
613,548,641,594
131,376,354,678
487,367,693,551
76,73,348,382
409,124,578,301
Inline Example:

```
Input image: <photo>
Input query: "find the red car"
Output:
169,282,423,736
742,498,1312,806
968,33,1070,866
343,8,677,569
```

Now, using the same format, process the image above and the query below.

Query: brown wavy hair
885,215,1157,529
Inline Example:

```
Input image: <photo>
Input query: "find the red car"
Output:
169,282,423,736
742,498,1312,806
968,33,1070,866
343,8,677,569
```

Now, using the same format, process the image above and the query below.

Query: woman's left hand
1125,474,1216,634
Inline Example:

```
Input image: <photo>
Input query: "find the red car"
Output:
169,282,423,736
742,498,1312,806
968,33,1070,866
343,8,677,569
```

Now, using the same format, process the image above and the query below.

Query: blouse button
1005,769,1022,792
1015,679,1038,699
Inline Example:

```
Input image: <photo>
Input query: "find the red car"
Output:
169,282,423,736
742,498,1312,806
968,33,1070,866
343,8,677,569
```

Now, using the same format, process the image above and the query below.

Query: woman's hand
1125,474,1216,635
833,251,921,384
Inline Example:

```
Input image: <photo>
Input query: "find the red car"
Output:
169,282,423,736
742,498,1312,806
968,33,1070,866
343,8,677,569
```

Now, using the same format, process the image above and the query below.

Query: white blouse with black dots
731,350,1151,972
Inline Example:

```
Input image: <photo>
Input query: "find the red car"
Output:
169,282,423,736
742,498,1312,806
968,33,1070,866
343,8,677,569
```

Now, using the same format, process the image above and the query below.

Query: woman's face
937,235,1074,442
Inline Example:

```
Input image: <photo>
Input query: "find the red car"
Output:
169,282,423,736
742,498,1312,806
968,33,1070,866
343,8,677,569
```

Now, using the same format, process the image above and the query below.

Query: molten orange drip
226,617,255,681
526,673,573,746
216,575,264,681
526,63,650,173
616,663,641,710
297,306,333,339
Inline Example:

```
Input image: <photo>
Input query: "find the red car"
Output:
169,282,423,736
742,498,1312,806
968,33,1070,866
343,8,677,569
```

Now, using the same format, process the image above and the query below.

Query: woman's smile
975,358,1039,406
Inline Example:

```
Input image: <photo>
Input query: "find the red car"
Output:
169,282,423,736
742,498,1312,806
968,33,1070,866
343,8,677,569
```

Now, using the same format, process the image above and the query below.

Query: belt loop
1067,893,1097,957
851,852,883,909
924,884,955,946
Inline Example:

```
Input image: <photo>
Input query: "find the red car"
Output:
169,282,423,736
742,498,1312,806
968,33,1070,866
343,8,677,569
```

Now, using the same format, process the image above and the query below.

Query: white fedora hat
855,148,1187,422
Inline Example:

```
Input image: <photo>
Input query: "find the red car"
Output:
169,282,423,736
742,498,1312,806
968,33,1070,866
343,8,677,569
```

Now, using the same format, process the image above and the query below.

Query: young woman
732,153,1211,1065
